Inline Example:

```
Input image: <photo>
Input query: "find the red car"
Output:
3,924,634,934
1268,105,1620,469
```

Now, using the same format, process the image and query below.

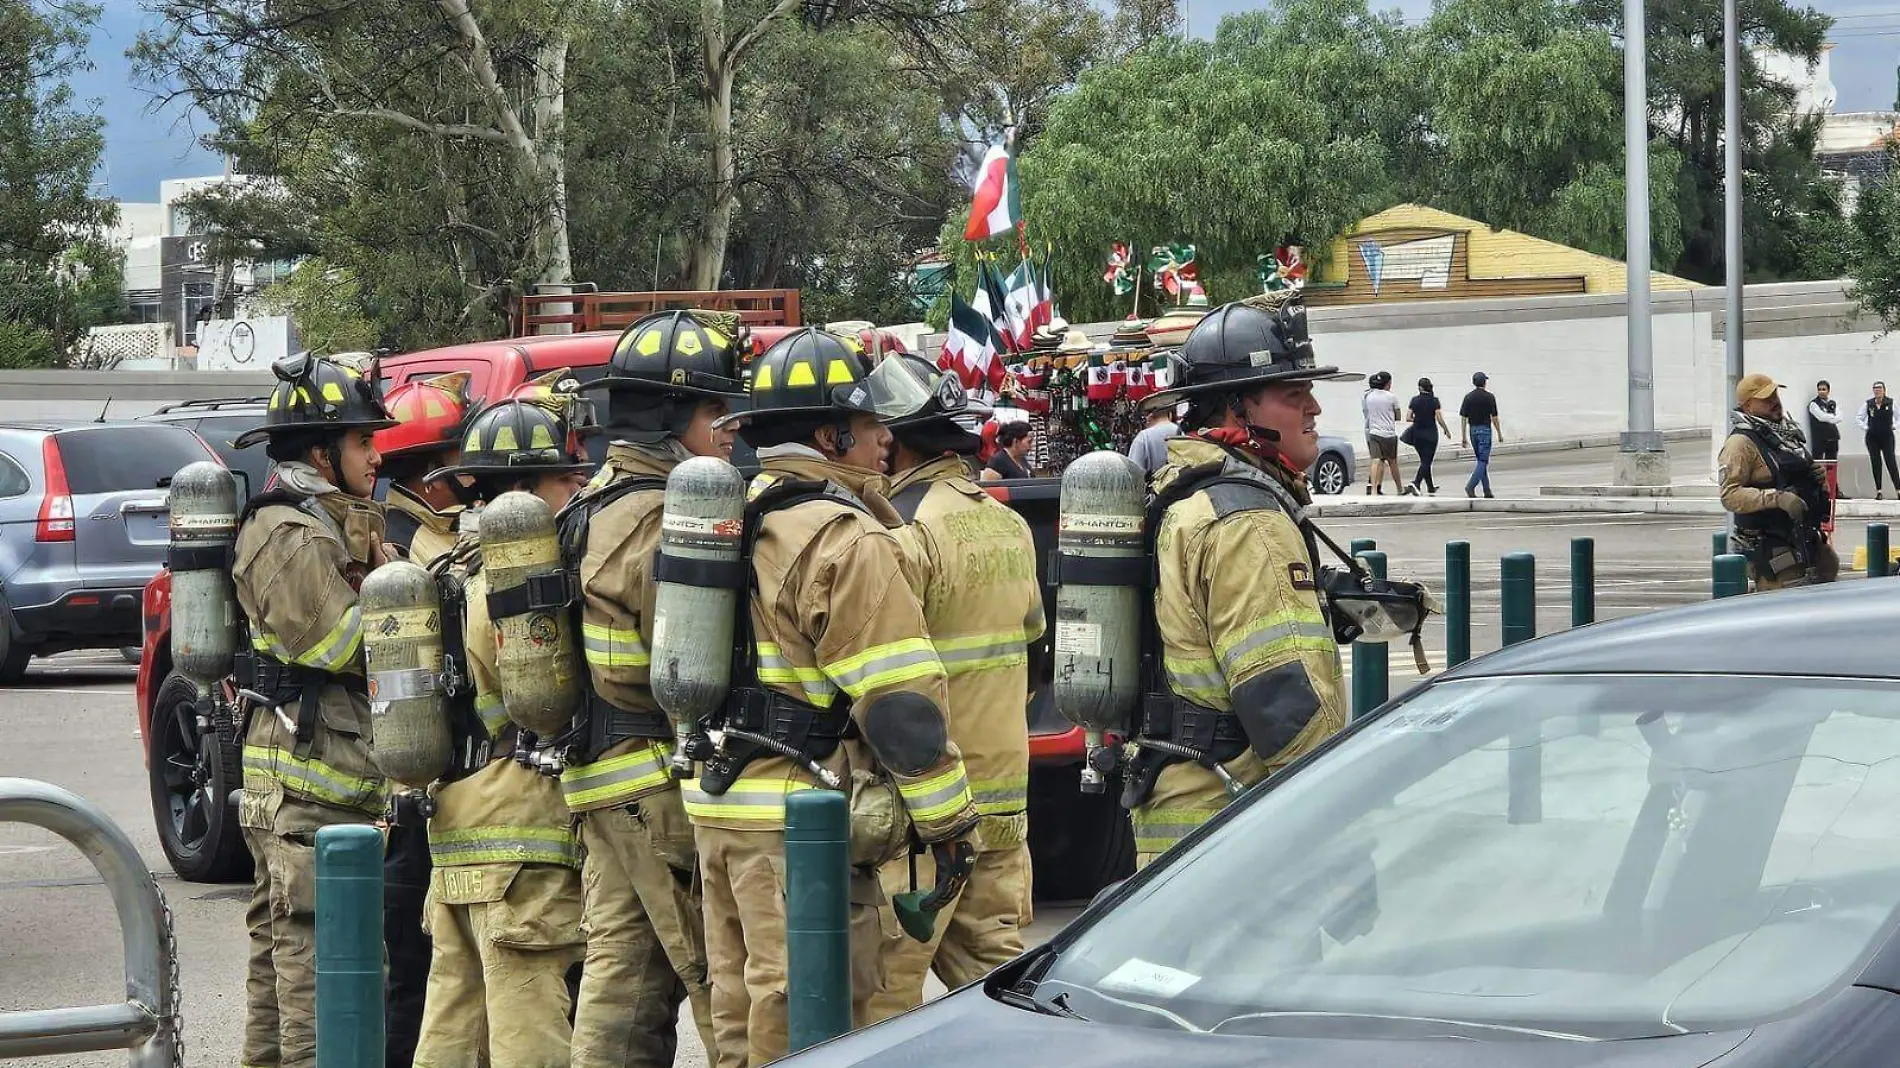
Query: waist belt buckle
1174,704,1219,751
1139,693,1177,739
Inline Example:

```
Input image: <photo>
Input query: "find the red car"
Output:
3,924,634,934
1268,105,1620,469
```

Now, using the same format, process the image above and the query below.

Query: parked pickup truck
136,325,1136,900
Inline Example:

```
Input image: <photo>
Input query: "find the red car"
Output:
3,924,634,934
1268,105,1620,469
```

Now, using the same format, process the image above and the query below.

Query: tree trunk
690,13,738,292
533,37,572,287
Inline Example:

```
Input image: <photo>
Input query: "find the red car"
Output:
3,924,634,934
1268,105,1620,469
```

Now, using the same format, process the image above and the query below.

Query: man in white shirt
1362,370,1405,494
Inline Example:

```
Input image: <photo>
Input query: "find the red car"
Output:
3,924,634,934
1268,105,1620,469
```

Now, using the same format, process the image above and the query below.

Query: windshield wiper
1210,1010,1597,1041
996,985,1090,1021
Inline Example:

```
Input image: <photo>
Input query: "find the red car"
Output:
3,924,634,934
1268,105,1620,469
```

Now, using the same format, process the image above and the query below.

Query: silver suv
0,421,219,682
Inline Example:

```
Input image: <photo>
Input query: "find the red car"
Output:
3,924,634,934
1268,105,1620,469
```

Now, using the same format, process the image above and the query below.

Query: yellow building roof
1312,204,1700,306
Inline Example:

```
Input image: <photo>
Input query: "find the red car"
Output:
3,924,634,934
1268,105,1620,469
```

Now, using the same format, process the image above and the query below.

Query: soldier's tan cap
1735,372,1784,404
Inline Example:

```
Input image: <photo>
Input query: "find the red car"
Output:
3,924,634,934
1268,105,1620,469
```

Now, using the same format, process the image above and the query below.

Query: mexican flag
974,259,1016,353
939,294,1001,397
1029,257,1055,335
1002,259,1038,352
963,143,1020,242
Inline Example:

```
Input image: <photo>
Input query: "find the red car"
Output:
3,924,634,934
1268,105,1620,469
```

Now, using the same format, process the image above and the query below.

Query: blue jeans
1465,425,1493,495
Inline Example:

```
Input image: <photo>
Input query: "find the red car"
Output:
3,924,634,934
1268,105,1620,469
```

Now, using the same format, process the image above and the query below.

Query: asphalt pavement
0,490,1871,1066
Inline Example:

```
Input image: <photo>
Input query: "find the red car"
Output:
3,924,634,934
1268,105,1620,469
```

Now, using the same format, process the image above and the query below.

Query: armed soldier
1124,297,1360,866
562,312,741,1067
409,385,593,1067
229,352,396,1068
689,329,981,1068
867,354,1042,1019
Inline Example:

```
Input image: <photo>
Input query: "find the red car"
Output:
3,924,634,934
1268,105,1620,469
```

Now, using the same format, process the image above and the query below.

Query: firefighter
370,370,476,1068
1125,296,1358,867
407,387,594,1068
692,329,982,1068
866,354,1043,1020
229,351,396,1068
378,371,478,568
562,311,741,1067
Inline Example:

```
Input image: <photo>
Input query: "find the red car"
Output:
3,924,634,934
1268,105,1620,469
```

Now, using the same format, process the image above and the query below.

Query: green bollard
1350,537,1375,558
1711,530,1729,558
785,790,851,1053
1445,541,1471,667
1870,523,1890,578
1570,537,1594,628
1713,553,1748,598
316,824,384,1068
1500,552,1540,824
1501,552,1536,647
1351,550,1390,720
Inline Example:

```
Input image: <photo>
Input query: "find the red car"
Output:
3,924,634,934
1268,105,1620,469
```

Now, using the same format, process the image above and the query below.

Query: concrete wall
923,280,1885,467
0,370,272,423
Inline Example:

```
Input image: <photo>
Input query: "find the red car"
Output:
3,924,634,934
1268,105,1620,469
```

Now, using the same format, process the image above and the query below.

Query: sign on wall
197,317,293,371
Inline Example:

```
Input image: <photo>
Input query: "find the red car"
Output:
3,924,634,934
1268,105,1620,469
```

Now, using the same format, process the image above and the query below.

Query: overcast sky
75,0,1900,202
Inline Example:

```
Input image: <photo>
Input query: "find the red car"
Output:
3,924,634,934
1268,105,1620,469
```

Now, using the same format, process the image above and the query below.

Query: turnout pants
570,793,716,1068
413,863,586,1068
240,804,370,1068
696,825,891,1068
867,841,1032,1020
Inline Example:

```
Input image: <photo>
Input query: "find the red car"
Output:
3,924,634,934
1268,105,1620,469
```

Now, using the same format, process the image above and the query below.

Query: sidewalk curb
1352,426,1707,466
1309,495,1900,519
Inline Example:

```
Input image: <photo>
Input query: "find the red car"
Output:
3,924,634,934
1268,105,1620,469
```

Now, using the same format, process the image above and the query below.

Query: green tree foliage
1850,146,1900,332
0,1,123,367
1016,38,1387,323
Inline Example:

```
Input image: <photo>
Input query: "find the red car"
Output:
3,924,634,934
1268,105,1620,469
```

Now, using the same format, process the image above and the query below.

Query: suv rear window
55,425,214,494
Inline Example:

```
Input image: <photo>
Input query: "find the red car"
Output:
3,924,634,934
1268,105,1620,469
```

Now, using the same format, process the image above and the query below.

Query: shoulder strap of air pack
890,480,931,524
728,477,872,692
382,506,422,557
552,474,669,696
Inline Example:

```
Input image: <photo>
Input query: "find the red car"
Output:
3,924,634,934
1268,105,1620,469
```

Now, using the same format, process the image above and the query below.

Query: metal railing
0,778,181,1067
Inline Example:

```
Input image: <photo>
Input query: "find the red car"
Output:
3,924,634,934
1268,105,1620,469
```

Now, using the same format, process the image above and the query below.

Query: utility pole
1616,0,1668,486
1724,0,1744,404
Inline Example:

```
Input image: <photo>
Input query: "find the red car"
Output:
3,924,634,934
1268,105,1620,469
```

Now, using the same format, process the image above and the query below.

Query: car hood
783,984,1751,1068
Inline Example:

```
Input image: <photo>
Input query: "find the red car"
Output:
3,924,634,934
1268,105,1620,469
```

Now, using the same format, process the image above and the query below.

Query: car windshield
1034,674,1900,1041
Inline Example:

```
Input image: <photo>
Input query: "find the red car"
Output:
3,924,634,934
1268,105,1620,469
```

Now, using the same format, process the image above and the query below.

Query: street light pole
1724,0,1744,402
1617,0,1668,486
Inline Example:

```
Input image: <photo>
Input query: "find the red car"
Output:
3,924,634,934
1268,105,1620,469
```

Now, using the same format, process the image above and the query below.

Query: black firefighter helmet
427,395,591,482
233,351,396,448
879,353,992,455
584,310,746,400
1139,295,1362,412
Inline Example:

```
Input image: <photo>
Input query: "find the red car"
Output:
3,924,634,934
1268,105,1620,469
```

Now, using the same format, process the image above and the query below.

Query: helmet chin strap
822,420,856,458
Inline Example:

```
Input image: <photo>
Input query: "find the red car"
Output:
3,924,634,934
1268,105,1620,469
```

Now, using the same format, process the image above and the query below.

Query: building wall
1313,205,1700,307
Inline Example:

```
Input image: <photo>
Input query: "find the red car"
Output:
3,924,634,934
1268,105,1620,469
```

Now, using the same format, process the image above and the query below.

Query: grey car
1307,434,1354,495
139,398,273,496
0,420,219,682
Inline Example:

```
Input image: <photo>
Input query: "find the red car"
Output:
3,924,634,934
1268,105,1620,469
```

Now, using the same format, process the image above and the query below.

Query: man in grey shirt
1128,406,1179,475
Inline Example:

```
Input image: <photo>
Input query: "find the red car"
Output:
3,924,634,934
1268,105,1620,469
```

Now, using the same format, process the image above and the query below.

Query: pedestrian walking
1721,373,1837,590
1459,371,1503,498
983,421,1034,480
1859,382,1900,499
1361,371,1404,494
1402,377,1450,495
1127,404,1178,476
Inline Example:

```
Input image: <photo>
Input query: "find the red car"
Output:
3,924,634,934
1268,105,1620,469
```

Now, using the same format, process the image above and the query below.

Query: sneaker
1484,490,1496,499
1466,488,1476,498
1402,485,1419,496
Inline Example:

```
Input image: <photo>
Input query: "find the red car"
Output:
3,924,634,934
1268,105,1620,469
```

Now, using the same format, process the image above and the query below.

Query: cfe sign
197,316,293,370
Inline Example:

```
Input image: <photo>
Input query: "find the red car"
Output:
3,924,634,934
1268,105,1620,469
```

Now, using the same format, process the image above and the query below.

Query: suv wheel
1027,765,1135,901
0,625,29,684
148,673,252,883
1312,453,1349,496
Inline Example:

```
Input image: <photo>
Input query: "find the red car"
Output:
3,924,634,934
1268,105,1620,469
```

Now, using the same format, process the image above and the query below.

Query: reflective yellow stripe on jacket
821,637,942,700
898,763,975,825
427,825,582,868
1130,805,1219,858
582,622,650,668
560,741,673,809
473,691,509,737
934,628,1032,677
756,643,839,706
1163,654,1228,707
971,771,1028,816
1216,607,1334,680
249,607,362,673
242,744,381,812
680,776,823,824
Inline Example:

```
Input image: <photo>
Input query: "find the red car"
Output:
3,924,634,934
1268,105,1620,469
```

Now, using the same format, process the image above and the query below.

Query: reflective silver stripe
369,668,437,702
757,649,839,704
936,637,1028,675
474,693,509,736
428,835,580,867
825,644,941,698
1166,666,1226,695
1217,618,1333,678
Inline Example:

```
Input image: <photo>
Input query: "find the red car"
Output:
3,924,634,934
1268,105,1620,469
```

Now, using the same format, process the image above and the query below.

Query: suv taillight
36,436,74,542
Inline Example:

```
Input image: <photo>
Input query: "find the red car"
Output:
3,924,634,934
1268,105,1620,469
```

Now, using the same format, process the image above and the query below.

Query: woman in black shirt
1403,378,1451,494
984,420,1034,480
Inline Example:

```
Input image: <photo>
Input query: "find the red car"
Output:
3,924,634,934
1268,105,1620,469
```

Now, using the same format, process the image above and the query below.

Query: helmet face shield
841,354,936,420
